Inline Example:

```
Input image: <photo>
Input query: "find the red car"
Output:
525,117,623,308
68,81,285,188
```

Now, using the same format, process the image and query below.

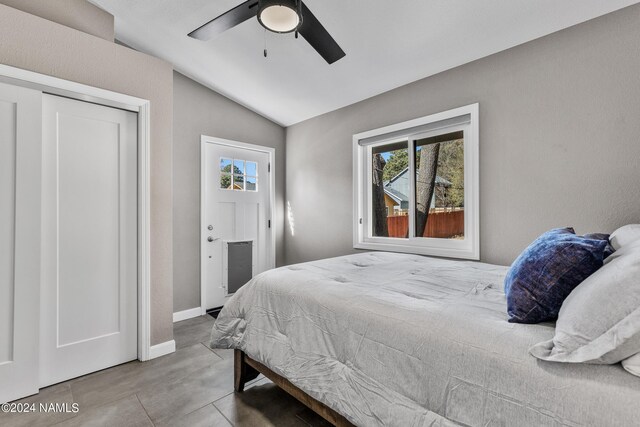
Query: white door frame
200,135,276,315
0,64,154,362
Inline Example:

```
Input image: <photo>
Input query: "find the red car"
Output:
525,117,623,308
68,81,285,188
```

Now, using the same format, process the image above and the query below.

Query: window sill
354,240,479,260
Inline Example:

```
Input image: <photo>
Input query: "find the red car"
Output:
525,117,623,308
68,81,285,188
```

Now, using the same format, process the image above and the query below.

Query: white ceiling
89,0,639,126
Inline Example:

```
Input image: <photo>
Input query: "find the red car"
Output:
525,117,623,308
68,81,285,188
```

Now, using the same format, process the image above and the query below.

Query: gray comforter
211,252,640,426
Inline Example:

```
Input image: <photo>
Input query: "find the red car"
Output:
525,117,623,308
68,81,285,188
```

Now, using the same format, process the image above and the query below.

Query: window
353,104,479,259
220,158,258,191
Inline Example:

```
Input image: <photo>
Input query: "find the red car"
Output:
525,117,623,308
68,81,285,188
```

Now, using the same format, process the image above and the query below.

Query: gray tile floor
1,316,332,427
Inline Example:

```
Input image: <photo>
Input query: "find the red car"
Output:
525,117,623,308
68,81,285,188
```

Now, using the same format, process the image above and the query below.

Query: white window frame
219,157,259,192
353,103,479,260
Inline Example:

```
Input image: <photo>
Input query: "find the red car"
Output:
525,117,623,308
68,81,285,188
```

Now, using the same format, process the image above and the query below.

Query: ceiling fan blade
298,2,346,64
188,0,259,41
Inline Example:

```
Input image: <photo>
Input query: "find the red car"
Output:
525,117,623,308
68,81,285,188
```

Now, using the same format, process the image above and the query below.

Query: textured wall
173,72,286,313
285,4,640,267
0,3,174,345
0,0,114,41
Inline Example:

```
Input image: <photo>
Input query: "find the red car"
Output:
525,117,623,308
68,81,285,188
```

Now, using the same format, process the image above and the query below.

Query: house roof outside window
383,167,451,209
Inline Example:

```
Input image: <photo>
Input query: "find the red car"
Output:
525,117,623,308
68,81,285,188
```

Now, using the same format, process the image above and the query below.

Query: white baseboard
148,340,176,360
173,307,203,323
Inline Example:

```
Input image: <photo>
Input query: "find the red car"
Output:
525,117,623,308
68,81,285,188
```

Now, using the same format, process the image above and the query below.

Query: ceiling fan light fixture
257,0,302,33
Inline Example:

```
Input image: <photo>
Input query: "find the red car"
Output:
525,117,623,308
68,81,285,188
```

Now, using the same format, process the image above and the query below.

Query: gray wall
173,72,286,313
0,3,175,345
0,0,114,41
285,4,640,267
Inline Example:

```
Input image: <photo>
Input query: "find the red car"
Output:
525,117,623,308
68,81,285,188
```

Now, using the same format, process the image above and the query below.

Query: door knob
207,236,214,242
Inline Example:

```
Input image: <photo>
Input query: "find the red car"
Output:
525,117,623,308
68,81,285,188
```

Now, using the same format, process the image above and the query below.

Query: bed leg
234,349,259,392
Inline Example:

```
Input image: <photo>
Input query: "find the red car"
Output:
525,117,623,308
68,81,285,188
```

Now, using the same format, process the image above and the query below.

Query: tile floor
1,316,331,427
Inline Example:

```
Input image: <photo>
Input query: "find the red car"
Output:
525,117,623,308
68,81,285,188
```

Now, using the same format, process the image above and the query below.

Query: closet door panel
0,82,42,403
40,94,138,387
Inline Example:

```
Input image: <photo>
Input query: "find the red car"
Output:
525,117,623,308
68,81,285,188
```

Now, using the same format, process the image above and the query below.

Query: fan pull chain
263,29,268,58
295,0,300,38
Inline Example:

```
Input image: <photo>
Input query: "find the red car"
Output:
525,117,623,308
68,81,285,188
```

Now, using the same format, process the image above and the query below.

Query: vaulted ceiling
89,0,639,126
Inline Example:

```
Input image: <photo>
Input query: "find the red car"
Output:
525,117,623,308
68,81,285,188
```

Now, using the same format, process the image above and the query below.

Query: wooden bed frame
234,350,355,427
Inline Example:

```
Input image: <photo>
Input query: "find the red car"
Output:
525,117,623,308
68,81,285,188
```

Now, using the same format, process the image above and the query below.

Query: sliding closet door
40,95,138,387
0,83,42,403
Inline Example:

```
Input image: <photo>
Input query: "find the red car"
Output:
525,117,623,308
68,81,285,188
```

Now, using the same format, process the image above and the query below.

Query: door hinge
268,162,271,173
359,218,363,225
268,220,271,228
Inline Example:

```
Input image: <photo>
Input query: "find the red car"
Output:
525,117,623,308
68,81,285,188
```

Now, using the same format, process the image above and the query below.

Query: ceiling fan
188,0,346,64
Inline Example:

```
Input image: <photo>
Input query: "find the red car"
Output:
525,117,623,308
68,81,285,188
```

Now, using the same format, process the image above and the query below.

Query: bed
210,252,640,426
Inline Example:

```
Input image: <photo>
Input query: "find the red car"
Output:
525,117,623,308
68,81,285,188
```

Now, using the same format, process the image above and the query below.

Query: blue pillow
504,227,608,324
583,233,615,259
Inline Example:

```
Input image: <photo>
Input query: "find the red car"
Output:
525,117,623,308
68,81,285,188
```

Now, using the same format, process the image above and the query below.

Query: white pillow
610,224,640,251
529,239,640,364
622,353,640,377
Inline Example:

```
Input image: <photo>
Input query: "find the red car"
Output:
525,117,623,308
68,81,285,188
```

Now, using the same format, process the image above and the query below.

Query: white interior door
202,140,273,310
0,83,42,403
40,94,138,387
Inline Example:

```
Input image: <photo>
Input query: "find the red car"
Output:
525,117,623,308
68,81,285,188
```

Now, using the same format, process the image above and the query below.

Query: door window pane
220,158,232,172
220,173,232,189
233,174,245,191
414,131,464,239
246,161,257,177
220,158,233,190
371,141,408,238
245,176,257,192
233,159,245,175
